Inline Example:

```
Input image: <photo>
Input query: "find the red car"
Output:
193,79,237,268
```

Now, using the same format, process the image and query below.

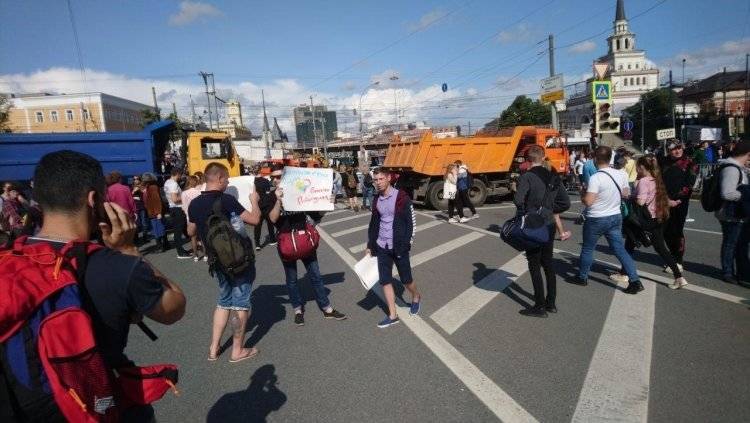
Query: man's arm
240,191,261,225
268,189,283,223
583,191,597,207
142,264,186,325
513,174,529,212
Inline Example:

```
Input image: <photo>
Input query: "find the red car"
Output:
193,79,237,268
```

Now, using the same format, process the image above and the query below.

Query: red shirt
107,183,136,216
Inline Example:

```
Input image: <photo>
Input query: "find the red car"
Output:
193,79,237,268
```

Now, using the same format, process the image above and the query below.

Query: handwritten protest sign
225,175,256,212
280,167,334,212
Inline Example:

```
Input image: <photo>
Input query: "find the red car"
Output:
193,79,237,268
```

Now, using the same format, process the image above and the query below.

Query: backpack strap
212,196,224,217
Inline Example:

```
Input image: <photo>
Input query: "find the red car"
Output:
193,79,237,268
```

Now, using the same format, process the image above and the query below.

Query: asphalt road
128,194,750,422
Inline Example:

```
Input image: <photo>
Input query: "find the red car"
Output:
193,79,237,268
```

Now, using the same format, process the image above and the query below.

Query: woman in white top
444,164,465,223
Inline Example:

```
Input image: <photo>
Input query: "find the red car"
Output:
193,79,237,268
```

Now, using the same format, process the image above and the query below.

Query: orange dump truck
382,126,568,209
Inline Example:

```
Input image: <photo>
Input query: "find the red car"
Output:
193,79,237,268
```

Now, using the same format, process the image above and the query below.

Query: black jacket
254,177,275,212
367,189,415,255
513,166,570,225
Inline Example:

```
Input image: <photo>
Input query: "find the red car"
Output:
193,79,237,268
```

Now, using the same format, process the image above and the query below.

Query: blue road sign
623,120,634,132
592,81,611,102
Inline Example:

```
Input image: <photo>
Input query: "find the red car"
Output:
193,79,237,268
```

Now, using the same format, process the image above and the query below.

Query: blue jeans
363,186,375,208
282,253,330,311
579,214,639,282
216,267,255,311
720,220,750,279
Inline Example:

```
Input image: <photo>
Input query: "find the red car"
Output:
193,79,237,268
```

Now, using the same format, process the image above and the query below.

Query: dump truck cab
187,131,241,177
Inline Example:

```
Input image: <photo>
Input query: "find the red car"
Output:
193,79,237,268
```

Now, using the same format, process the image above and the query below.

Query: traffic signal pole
548,34,558,130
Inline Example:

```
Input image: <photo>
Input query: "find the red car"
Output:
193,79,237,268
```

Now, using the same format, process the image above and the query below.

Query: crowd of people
1,138,748,419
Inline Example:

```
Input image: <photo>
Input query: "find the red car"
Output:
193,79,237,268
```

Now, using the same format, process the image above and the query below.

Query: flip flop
229,348,259,363
207,353,218,361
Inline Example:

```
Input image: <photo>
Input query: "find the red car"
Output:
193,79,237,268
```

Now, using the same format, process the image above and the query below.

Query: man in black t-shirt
188,162,261,363
253,175,277,250
7,150,186,421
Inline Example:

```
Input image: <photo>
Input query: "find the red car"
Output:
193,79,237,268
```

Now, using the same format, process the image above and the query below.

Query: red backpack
0,237,179,422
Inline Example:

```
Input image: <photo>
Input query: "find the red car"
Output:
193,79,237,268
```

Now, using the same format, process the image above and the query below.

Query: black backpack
701,163,742,212
205,198,254,278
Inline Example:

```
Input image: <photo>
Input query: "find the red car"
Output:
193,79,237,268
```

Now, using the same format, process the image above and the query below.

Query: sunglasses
271,175,282,179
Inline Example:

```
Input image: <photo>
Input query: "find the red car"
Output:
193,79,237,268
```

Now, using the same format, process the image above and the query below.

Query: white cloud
568,40,596,54
0,67,550,139
168,1,222,26
661,37,750,79
497,23,537,45
407,8,447,32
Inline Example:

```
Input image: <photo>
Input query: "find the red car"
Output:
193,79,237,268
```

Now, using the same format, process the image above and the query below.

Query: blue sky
1,0,748,137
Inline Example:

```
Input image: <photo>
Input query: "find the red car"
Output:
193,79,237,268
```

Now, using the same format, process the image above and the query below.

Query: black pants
664,200,689,264
254,212,276,246
525,226,556,307
457,189,476,215
169,207,188,254
447,198,463,218
625,222,682,278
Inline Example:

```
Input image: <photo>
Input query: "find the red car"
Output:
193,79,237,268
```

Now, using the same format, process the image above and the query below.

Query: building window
619,65,623,70
35,111,43,123
642,77,647,85
625,39,629,49
616,39,620,50
628,64,631,70
66,109,74,121
635,63,639,69
630,78,634,86
83,109,90,120
624,78,628,86
50,111,58,122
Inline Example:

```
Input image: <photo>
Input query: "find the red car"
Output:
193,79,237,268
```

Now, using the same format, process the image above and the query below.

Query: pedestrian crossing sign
592,80,611,102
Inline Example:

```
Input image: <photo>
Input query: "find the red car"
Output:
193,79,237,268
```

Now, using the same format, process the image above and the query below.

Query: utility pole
548,34,558,130
199,72,213,130
669,70,675,132
189,95,197,125
468,121,471,137
210,75,220,127
151,86,160,121
641,100,645,152
321,114,328,159
171,102,177,118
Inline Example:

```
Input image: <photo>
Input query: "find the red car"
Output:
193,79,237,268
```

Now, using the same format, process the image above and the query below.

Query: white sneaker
448,217,459,223
663,263,683,275
459,217,470,223
670,277,688,290
609,273,628,284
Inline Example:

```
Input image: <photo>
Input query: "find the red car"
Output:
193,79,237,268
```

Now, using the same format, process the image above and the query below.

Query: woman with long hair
444,164,462,223
610,155,688,289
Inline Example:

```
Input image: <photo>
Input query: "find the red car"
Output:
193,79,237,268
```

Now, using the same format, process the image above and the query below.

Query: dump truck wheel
469,179,488,207
426,180,448,210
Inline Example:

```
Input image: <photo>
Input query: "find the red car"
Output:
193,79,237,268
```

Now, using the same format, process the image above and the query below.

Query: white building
217,99,251,139
561,0,659,129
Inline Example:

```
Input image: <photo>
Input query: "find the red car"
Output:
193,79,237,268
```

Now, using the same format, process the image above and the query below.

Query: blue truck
0,120,175,182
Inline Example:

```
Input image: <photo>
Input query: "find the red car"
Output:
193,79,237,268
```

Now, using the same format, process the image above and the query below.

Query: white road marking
431,252,528,335
349,220,443,254
319,212,370,227
414,210,500,238
409,232,485,268
555,249,749,306
684,227,721,235
571,274,656,423
317,227,539,423
331,223,370,238
324,209,349,216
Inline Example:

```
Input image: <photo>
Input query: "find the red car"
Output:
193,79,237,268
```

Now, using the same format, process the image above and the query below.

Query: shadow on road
593,244,720,278
206,364,287,423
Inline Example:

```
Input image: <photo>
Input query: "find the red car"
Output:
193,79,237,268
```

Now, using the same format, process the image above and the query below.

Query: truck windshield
201,138,230,159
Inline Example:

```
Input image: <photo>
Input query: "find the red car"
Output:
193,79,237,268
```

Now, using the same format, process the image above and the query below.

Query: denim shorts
376,245,413,286
216,267,255,311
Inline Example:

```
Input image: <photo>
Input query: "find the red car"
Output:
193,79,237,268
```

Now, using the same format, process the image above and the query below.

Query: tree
0,94,12,132
624,88,673,149
483,95,551,130
141,108,161,126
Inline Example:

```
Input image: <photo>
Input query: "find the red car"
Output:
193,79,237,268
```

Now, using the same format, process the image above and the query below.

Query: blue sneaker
377,316,400,328
409,300,421,316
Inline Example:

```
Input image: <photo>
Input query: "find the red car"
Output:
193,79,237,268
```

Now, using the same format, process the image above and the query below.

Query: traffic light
595,101,621,134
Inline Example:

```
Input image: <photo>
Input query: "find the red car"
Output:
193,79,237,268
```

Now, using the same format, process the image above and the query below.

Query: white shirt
574,159,585,175
163,178,182,208
586,167,629,218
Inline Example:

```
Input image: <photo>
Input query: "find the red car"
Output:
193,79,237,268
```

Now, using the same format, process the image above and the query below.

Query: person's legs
460,190,476,215
302,254,332,311
665,201,689,264
602,215,640,284
578,217,604,281
448,198,456,219
720,221,742,279
171,207,188,254
541,230,556,306
228,269,255,360
394,252,419,304
736,221,750,282
265,214,276,243
211,273,233,358
254,216,263,246
525,246,545,306
376,246,398,319
282,259,304,312
651,224,682,278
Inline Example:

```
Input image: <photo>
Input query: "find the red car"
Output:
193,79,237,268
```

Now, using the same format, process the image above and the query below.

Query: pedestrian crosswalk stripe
408,232,484,269
348,220,444,254
316,226,540,423
319,212,371,227
431,252,528,335
331,223,370,238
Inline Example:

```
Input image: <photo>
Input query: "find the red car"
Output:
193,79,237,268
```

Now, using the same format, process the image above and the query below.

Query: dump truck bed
383,126,561,177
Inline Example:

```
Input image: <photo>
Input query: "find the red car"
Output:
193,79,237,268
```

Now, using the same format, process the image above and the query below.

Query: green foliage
483,95,551,130
624,88,674,148
0,94,11,132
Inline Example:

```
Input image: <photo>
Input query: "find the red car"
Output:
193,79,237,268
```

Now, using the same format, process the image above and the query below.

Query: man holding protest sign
268,164,347,326
365,168,421,328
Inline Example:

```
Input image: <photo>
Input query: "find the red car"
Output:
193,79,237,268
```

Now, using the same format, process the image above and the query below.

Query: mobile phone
94,193,112,227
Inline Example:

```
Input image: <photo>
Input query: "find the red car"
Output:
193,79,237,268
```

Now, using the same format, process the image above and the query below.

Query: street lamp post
390,74,400,126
